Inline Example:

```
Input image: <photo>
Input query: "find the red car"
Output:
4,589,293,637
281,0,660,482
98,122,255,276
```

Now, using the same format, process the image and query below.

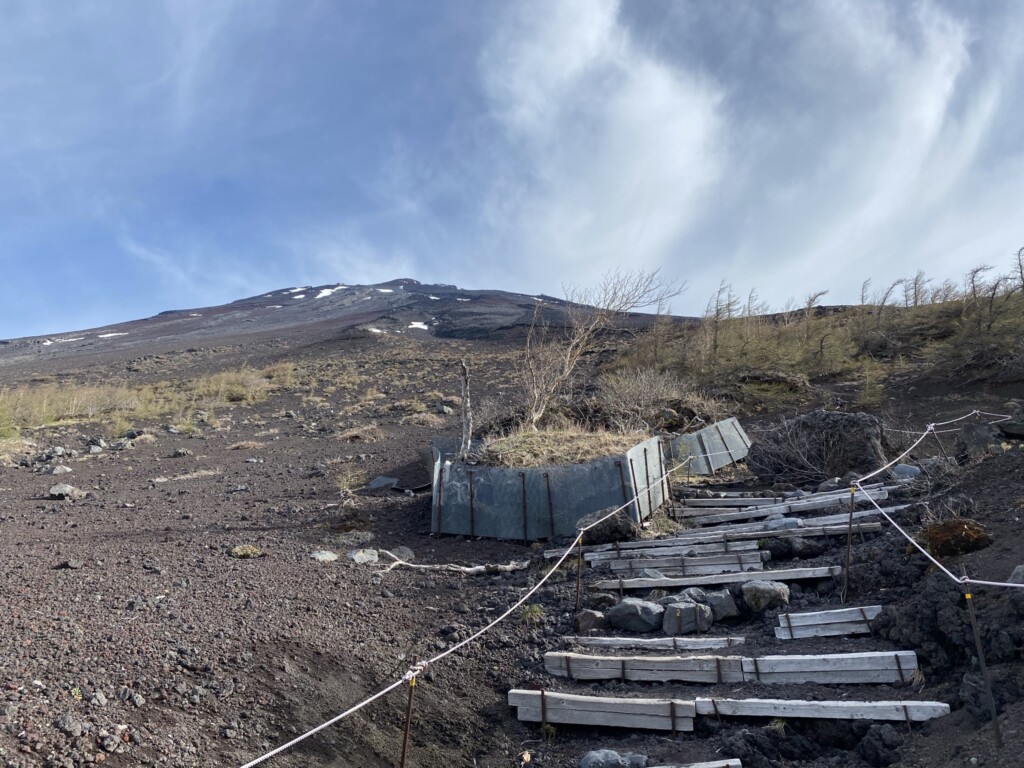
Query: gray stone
366,475,399,490
1008,565,1024,585
580,750,647,768
309,550,339,563
575,609,608,634
955,423,1004,462
682,587,707,603
55,712,83,738
817,477,842,493
578,507,642,546
997,420,1024,440
606,598,664,633
48,483,85,500
88,445,103,454
589,592,618,611
789,536,826,559
348,548,379,564
763,517,801,531
741,580,790,612
704,588,740,620
891,463,921,479
43,464,73,475
656,594,695,607
662,601,713,635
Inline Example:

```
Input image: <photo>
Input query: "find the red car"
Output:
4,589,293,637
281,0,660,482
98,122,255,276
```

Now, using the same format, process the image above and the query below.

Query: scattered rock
789,536,827,559
575,609,608,633
348,548,379,564
704,588,740,621
1008,565,1024,584
589,592,618,611
172,448,194,458
606,598,664,633
857,724,903,767
662,601,713,635
578,507,641,546
955,423,1005,462
43,464,73,475
389,545,415,562
890,463,921,479
48,483,86,500
56,559,85,570
309,550,339,563
579,749,647,768
741,580,790,612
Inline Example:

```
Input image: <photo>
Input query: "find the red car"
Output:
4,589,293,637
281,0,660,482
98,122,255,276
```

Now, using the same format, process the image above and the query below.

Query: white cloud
477,0,725,294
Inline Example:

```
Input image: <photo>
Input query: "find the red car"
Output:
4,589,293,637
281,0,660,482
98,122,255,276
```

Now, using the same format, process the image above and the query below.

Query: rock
43,464,73,475
704,588,740,620
763,517,801,531
606,598,665,632
55,712,83,738
890,463,921,479
857,723,903,767
580,750,647,768
578,507,641,546
575,609,608,633
955,423,1005,462
682,587,707,603
366,475,399,490
997,420,1024,439
390,546,415,562
88,445,103,454
348,548,379,564
172,448,194,458
817,477,841,493
662,601,713,635
789,537,826,559
48,483,85,500
56,559,85,570
589,592,618,611
656,594,694,607
741,580,790,612
747,410,889,483
1008,565,1024,584
309,550,339,563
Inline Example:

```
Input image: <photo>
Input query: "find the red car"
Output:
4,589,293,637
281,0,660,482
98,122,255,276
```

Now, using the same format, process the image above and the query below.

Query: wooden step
545,651,918,685
684,490,890,526
563,636,745,651
508,690,694,731
693,698,949,722
592,565,842,592
605,551,764,575
775,605,882,640
650,761,742,768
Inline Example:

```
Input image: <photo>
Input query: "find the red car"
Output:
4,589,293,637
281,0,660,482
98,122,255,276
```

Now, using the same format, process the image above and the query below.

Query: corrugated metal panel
669,418,751,475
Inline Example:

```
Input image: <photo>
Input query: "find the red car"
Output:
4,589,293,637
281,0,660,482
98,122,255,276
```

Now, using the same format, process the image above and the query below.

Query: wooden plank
546,651,917,685
679,484,887,509
592,565,842,591
775,622,873,640
544,652,745,683
516,705,693,731
687,491,889,526
584,541,761,562
649,762,742,768
565,636,746,651
777,606,882,627
510,690,696,731
606,551,763,572
680,498,785,508
694,698,949,721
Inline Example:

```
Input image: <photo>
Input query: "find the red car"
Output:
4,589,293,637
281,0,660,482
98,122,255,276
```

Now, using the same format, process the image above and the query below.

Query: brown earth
1,289,1023,768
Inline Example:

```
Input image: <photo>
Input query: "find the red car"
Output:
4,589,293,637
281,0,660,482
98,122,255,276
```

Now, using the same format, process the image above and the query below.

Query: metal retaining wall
430,436,667,541
667,417,751,475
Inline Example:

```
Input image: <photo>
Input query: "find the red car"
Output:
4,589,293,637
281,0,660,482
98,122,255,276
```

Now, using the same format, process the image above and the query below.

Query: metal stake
399,657,418,768
962,567,1003,748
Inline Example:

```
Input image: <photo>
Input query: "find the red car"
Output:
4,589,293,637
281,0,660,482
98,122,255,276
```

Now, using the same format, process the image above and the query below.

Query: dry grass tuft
399,412,444,427
337,424,383,443
479,427,642,468
228,440,264,450
918,518,993,557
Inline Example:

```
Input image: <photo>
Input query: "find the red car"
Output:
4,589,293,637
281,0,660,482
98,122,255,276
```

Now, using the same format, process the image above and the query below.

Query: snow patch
292,294,306,299
408,321,428,331
188,313,202,317
268,305,283,309
428,295,440,300
367,327,384,334
376,288,394,293
56,337,84,343
456,298,471,302
97,332,128,339
285,287,309,294
315,286,346,299
42,340,53,345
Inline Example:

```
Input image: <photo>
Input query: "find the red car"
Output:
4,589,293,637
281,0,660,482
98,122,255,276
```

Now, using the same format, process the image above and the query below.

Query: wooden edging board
508,690,694,731
775,605,882,640
606,551,764,573
544,650,918,685
649,762,742,768
685,490,889,526
592,565,842,591
693,698,949,722
563,636,745,651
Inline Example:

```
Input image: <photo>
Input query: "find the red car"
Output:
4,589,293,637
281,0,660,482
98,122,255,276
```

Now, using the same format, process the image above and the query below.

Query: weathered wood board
693,698,949,722
592,565,842,591
606,551,764,575
775,605,882,640
509,690,694,731
564,636,745,651
685,490,889,526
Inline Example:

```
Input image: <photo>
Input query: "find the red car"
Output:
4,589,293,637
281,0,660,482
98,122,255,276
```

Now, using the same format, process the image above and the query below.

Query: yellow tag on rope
409,677,416,687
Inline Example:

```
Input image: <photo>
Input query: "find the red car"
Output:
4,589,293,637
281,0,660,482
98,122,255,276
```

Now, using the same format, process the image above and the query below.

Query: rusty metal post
435,465,445,538
574,538,583,612
962,568,1003,748
399,657,419,768
842,485,855,603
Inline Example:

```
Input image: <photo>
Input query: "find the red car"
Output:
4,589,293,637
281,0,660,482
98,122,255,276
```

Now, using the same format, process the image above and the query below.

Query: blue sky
2,0,1023,339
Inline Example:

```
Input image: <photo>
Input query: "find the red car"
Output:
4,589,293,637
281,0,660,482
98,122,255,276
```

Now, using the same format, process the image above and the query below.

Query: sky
1,0,1023,339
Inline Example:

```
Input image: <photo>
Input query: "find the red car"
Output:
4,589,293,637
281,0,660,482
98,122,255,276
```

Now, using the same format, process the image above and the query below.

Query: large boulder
746,410,889,483
741,580,790,612
704,588,741,621
578,507,641,546
580,750,647,768
575,610,608,633
955,423,1005,462
606,598,664,633
662,601,713,635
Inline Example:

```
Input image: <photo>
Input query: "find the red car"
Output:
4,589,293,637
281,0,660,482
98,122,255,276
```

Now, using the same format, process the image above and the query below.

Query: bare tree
519,268,684,430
